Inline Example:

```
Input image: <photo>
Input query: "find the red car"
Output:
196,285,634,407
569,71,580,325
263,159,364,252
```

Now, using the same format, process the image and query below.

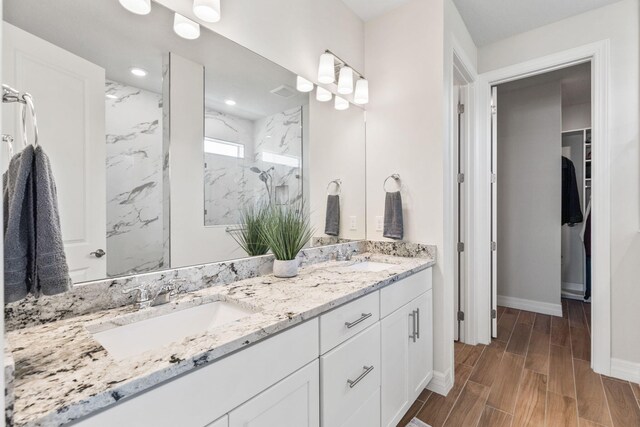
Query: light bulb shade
296,76,314,93
174,13,201,39
193,0,221,22
316,87,332,102
119,0,151,15
318,53,335,84
354,78,369,105
337,66,354,95
334,96,349,111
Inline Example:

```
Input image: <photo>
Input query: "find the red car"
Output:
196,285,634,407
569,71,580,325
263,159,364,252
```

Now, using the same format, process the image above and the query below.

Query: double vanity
5,243,435,427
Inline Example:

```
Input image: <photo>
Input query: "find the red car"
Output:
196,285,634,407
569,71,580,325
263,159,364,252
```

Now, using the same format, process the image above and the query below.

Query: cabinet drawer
320,323,381,427
380,269,432,318
320,291,379,354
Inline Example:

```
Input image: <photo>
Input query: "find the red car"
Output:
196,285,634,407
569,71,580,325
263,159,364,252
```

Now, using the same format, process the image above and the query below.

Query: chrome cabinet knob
90,249,106,258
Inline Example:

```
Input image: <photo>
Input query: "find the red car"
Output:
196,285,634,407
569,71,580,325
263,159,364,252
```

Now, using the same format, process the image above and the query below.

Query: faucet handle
123,285,151,302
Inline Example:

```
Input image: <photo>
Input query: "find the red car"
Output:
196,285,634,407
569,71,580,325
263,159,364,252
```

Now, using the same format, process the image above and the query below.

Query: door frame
473,40,611,375
447,37,477,345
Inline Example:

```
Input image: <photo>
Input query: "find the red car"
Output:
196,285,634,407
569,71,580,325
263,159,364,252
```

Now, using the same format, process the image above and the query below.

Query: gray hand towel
3,146,35,303
324,194,340,236
383,191,403,240
33,146,71,296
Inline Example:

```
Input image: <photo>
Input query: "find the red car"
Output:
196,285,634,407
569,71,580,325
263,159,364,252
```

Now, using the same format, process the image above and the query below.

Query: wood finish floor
398,299,640,427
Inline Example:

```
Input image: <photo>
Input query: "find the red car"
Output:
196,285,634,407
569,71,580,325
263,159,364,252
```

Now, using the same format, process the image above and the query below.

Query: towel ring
21,93,39,148
327,179,342,196
383,174,402,192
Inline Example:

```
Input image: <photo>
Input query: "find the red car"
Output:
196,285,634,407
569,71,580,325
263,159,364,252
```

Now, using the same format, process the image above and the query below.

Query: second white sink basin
339,261,394,272
88,300,255,361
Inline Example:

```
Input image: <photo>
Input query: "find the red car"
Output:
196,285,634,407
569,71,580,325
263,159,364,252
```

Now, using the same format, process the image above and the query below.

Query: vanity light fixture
193,0,221,23
174,13,201,39
296,76,314,93
119,0,151,15
224,99,236,106
337,66,354,95
354,78,369,105
334,96,349,111
316,86,332,102
318,52,336,84
129,67,148,77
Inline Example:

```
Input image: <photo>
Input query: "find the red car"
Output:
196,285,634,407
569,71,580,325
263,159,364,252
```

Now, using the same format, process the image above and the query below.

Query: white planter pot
273,259,298,278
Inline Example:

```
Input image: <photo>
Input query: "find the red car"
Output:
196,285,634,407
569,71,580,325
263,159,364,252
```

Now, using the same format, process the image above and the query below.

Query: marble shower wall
105,80,165,276
204,106,303,226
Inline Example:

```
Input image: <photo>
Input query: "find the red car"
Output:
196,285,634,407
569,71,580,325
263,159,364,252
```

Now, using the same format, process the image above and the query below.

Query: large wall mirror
2,0,366,284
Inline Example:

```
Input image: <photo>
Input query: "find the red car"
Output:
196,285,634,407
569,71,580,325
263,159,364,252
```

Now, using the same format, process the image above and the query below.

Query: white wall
497,80,562,310
562,102,591,131
309,97,366,240
157,0,364,89
478,0,639,364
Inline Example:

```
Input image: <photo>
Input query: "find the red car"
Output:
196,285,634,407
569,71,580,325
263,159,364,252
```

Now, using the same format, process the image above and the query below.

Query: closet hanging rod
2,84,27,104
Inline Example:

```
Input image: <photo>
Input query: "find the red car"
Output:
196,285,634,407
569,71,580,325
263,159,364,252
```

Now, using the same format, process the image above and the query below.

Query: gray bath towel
324,194,340,236
383,191,403,240
3,146,35,303
33,146,71,296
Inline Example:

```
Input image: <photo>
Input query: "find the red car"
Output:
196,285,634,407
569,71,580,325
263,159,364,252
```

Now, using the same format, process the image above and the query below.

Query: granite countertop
6,253,434,426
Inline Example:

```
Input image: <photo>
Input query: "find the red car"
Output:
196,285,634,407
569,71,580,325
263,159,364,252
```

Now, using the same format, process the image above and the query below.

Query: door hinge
491,105,497,115
457,242,465,252
457,311,465,321
457,173,465,183
491,309,497,319
458,103,465,114
491,241,497,251
491,173,497,183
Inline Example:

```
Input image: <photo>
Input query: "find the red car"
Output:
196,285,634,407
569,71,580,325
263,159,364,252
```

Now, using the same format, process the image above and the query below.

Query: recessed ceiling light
130,67,148,77
225,99,236,106
193,0,221,23
106,94,118,99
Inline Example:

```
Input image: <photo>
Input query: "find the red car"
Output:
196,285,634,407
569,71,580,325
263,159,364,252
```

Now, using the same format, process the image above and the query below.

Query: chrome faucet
123,278,187,310
335,248,357,261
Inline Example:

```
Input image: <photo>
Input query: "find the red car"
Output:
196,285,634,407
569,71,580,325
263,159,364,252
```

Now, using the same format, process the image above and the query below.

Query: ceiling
4,0,307,121
341,0,411,21
453,0,624,47
498,62,591,107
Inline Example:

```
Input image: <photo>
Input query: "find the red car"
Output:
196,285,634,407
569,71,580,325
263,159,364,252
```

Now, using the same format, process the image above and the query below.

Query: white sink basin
88,300,255,361
339,261,394,272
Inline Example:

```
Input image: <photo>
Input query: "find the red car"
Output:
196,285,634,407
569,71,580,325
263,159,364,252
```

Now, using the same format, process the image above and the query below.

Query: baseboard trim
427,368,453,396
562,281,584,293
610,358,640,383
497,295,563,317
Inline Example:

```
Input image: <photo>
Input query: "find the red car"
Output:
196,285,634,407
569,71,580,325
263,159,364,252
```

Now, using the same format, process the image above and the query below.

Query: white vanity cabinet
228,360,319,427
381,270,433,427
73,267,433,427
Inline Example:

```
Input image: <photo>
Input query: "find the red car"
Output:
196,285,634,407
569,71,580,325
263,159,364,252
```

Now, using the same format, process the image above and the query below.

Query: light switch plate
349,216,357,230
376,216,383,231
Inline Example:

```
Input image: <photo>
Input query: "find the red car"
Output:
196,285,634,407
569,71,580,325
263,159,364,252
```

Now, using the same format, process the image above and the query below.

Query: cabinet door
408,290,433,397
229,360,319,427
380,304,411,427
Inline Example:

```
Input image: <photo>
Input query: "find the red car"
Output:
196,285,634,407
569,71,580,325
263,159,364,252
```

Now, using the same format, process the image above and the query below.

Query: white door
229,360,319,427
381,305,411,427
3,23,106,282
408,290,433,397
490,86,498,337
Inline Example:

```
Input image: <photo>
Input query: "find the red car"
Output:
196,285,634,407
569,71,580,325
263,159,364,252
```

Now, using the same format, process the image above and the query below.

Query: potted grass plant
230,204,270,257
260,203,314,278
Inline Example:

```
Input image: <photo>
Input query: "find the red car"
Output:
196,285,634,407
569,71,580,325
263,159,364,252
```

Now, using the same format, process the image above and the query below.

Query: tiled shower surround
204,106,303,225
105,80,166,276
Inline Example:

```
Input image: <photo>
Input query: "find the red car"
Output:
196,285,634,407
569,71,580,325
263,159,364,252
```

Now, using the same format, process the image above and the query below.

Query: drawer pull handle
416,308,421,339
345,312,372,329
409,310,417,342
347,365,374,388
